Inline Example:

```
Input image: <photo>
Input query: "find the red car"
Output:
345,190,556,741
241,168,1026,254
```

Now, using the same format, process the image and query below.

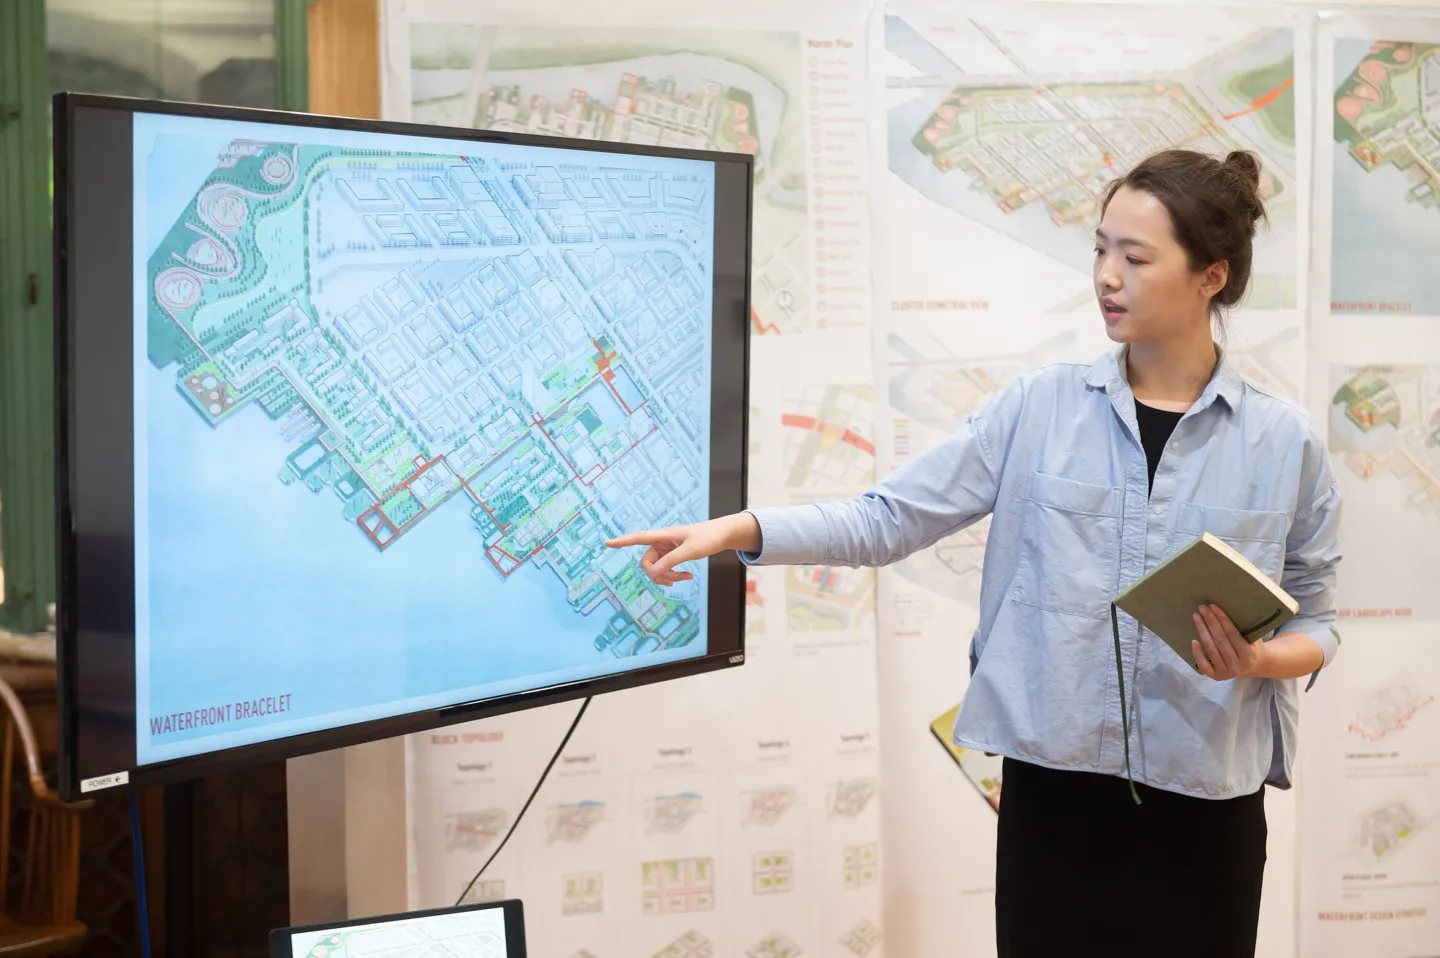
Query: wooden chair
0,677,90,955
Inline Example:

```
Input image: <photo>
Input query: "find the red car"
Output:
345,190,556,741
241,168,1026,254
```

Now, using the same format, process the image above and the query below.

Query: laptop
271,899,526,957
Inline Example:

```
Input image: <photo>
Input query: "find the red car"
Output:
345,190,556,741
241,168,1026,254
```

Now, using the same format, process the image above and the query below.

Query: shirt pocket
1175,502,1288,582
1011,471,1122,620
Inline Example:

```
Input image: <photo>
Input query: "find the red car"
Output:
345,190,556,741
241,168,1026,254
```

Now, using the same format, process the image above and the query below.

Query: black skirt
995,757,1267,958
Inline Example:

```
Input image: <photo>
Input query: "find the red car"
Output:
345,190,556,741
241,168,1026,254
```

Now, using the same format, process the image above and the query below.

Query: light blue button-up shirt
742,348,1342,799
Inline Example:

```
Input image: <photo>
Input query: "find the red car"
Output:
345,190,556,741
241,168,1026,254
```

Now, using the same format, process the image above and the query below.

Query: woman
607,149,1341,957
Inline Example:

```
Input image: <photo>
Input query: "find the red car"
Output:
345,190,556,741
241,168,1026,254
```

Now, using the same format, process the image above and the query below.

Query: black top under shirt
1134,401,1184,493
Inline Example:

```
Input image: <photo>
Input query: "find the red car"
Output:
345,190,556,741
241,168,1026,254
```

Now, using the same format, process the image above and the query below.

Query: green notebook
1114,532,1298,670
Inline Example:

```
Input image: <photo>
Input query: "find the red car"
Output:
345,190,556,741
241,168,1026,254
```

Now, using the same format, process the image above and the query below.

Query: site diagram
742,786,797,827
562,871,604,916
1331,40,1440,315
459,880,506,905
653,931,712,958
748,932,802,958
780,384,876,492
1226,324,1303,400
753,850,795,894
786,565,877,632
289,910,508,958
445,808,510,855
547,800,606,843
1328,366,1440,616
843,843,880,888
407,23,808,335
885,9,1298,308
1349,680,1437,742
1353,800,1427,863
829,778,878,818
641,857,716,915
645,792,704,834
839,919,882,957
142,120,713,739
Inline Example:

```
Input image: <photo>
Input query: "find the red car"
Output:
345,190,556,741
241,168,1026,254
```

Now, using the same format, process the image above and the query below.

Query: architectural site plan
133,113,714,762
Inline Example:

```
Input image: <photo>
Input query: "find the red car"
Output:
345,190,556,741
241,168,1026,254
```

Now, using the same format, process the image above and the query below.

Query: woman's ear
1199,260,1229,301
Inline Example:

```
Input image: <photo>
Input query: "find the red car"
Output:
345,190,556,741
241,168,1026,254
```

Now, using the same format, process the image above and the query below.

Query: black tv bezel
53,92,751,802
268,898,527,958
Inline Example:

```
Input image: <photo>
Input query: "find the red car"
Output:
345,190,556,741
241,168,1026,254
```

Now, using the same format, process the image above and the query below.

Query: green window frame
0,0,53,633
0,0,309,633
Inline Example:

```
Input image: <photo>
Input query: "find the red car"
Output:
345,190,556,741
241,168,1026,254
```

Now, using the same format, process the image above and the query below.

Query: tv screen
270,899,525,958
54,94,750,800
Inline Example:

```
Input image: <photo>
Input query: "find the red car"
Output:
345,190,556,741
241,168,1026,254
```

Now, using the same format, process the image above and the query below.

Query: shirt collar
1083,346,1243,413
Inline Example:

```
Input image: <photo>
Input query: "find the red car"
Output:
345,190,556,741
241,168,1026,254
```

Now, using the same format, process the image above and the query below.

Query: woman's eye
1126,256,1143,266
1094,246,1104,256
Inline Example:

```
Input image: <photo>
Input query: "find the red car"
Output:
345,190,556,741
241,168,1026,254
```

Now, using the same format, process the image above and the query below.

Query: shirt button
1170,440,1179,450
1151,504,1163,516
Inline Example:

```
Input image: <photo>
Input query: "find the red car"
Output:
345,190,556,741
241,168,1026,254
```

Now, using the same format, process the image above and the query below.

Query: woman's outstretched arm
608,377,1028,584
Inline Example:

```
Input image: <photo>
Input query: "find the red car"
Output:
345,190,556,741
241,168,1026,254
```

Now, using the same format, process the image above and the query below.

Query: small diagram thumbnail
641,857,715,916
748,931,802,958
828,778,878,818
646,791,704,834
753,849,794,895
445,808,509,854
548,800,606,843
562,871,603,916
743,786,796,826
842,843,878,888
652,930,712,958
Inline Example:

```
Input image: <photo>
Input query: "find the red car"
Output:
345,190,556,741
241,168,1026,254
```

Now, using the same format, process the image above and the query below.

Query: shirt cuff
1285,613,1338,691
736,505,830,566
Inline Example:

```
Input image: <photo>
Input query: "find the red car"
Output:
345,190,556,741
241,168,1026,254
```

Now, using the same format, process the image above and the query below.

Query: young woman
607,149,1341,957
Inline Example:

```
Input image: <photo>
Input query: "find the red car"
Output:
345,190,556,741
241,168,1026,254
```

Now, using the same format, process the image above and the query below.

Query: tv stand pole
163,781,194,957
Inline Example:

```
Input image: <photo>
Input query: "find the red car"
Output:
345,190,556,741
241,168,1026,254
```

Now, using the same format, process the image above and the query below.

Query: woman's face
1093,185,1225,345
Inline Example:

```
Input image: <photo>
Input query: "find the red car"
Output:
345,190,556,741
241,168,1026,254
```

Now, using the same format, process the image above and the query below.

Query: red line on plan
486,545,520,575
591,338,614,371
465,484,511,534
1348,695,1436,742
603,377,635,415
531,414,584,480
526,503,590,558
1222,76,1294,121
780,413,875,456
356,504,399,549
482,501,596,578
576,425,658,487
751,306,780,335
394,454,446,495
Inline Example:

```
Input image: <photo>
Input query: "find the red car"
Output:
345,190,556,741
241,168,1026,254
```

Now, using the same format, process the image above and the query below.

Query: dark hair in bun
1100,148,1268,316
1224,149,1262,192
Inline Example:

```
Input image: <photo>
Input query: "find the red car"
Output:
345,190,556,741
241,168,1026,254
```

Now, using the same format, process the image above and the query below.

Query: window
48,0,280,107
0,1,302,633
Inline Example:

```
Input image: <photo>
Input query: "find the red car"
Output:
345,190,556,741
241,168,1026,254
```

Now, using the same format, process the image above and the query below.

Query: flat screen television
53,93,750,801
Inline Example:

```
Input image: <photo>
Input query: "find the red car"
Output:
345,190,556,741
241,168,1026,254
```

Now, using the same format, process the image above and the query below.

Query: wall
316,1,1440,956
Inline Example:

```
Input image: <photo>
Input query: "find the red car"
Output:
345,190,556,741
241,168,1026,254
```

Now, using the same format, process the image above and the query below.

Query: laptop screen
272,900,524,958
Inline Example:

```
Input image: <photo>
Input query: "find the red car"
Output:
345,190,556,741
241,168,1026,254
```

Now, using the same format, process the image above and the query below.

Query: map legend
805,34,872,332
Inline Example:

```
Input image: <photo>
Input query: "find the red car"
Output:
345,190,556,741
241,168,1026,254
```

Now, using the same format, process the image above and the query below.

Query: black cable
129,791,153,958
454,696,591,907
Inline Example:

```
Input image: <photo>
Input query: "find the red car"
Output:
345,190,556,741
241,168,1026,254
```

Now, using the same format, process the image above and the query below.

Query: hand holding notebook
1114,533,1299,674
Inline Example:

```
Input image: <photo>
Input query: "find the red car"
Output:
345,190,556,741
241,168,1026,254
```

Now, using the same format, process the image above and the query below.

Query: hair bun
1224,150,1262,191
